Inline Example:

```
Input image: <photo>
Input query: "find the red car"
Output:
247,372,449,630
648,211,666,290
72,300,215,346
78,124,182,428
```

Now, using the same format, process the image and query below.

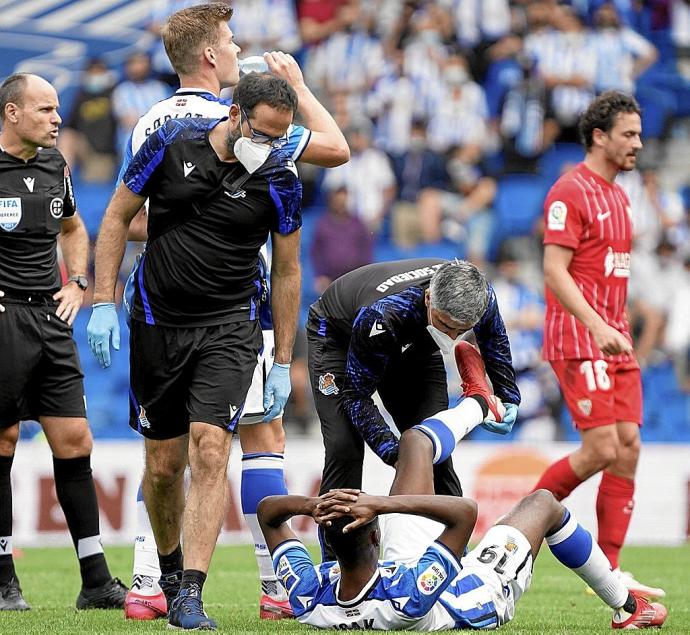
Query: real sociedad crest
318,373,339,396
0,198,22,231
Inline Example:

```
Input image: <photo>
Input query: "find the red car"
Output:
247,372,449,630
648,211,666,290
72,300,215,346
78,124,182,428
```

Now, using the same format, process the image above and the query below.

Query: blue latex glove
481,402,518,435
263,362,291,422
87,303,120,368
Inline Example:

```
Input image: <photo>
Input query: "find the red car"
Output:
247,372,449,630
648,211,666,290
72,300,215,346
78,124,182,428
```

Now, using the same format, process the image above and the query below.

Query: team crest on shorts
577,399,592,416
417,562,447,595
319,373,339,396
505,536,518,553
138,406,151,429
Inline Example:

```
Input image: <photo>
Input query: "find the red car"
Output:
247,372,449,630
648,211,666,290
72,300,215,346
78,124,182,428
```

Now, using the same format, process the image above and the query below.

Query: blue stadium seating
488,173,551,260
539,143,584,184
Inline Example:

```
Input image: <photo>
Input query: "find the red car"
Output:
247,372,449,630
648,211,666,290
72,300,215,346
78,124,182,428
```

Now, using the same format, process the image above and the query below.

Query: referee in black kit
0,74,126,610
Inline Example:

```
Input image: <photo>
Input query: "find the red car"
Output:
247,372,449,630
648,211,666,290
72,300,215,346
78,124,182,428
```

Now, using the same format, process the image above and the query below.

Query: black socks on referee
53,455,111,588
0,454,15,585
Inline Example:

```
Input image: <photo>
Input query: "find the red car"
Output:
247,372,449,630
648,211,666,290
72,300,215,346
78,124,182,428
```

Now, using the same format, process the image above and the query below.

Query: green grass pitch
1,544,688,634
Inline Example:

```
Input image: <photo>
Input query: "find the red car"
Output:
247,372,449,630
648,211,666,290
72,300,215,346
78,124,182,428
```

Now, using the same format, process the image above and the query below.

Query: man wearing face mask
58,58,117,183
88,3,348,622
88,72,302,631
306,258,520,560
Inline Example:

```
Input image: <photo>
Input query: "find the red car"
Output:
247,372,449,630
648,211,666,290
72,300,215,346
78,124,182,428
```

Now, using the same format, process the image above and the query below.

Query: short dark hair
579,90,641,150
232,73,298,117
323,516,379,567
0,73,29,121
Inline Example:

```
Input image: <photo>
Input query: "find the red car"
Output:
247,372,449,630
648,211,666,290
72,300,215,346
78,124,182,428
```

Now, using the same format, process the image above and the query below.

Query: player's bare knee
583,442,618,471
400,428,431,451
54,428,93,458
190,441,229,481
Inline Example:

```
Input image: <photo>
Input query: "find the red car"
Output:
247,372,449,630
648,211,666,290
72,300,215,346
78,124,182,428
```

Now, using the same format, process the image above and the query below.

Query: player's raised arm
264,51,349,167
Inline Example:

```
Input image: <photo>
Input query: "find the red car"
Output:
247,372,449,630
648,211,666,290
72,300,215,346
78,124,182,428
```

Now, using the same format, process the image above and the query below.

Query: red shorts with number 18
550,358,642,430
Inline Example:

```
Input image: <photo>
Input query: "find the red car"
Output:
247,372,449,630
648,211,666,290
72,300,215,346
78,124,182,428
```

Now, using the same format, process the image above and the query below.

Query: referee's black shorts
129,318,262,440
0,294,86,427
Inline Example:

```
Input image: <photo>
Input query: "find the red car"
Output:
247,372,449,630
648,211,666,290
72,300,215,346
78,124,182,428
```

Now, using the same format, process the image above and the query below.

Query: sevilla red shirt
542,162,634,362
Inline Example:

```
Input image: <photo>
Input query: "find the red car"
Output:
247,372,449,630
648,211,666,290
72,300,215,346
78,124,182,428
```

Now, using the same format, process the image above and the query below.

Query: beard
225,126,241,157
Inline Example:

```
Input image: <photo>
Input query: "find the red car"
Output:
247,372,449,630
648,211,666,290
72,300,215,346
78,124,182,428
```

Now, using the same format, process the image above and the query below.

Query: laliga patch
577,399,592,416
319,373,339,396
277,555,300,594
547,200,567,231
417,562,447,595
0,198,22,231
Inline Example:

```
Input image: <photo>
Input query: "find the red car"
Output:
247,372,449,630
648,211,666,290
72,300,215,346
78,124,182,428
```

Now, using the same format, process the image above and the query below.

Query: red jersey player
532,91,665,598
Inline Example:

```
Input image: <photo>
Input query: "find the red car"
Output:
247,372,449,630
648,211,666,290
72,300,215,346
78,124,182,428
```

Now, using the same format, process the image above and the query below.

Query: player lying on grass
257,342,667,630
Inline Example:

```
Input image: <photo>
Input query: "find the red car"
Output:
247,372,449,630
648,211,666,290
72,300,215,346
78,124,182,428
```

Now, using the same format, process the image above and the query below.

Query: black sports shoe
159,570,182,608
0,577,30,610
76,577,128,609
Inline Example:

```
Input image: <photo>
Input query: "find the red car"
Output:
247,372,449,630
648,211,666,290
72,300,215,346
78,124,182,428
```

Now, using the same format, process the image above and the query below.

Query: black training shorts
129,318,262,440
0,295,86,426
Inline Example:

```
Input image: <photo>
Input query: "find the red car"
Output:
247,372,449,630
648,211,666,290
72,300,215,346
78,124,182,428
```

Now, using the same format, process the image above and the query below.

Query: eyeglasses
240,107,287,149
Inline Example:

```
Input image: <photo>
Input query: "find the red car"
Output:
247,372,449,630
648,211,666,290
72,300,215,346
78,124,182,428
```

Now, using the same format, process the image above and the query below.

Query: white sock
132,495,162,593
546,510,628,609
413,398,485,464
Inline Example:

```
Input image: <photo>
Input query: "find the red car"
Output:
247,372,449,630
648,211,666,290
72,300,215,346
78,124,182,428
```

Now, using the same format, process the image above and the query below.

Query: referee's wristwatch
68,275,89,291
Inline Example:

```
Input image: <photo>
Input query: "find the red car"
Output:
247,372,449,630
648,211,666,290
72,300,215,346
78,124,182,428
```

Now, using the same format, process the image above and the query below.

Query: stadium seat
539,143,584,184
636,86,677,139
487,174,551,261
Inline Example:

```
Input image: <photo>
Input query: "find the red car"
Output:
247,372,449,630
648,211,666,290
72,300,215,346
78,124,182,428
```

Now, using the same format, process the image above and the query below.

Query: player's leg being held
41,417,127,609
412,341,504,466
0,424,29,611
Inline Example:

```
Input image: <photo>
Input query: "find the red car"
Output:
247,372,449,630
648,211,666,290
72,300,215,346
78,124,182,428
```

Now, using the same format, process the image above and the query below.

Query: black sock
181,569,207,594
470,394,489,418
623,593,637,614
53,455,111,588
0,455,15,584
158,544,183,575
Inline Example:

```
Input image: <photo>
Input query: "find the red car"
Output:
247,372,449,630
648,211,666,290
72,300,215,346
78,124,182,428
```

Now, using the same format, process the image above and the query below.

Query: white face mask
233,136,271,174
426,323,462,354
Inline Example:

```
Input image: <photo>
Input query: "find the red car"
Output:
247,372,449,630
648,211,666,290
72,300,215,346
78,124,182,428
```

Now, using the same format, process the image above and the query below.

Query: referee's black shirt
0,147,77,293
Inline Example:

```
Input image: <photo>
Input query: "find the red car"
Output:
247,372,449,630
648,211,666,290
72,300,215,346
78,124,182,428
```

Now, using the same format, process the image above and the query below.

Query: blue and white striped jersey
272,539,499,630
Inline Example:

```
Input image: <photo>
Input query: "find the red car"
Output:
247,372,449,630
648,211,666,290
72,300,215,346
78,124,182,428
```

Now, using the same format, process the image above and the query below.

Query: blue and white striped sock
413,397,485,464
546,509,628,608
241,453,288,600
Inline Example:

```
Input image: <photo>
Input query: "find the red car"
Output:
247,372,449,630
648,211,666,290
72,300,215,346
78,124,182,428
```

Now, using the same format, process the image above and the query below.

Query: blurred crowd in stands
49,0,690,441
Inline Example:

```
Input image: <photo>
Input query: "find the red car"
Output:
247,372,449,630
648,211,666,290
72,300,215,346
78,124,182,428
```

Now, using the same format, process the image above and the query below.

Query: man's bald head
0,73,62,154
0,73,57,121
